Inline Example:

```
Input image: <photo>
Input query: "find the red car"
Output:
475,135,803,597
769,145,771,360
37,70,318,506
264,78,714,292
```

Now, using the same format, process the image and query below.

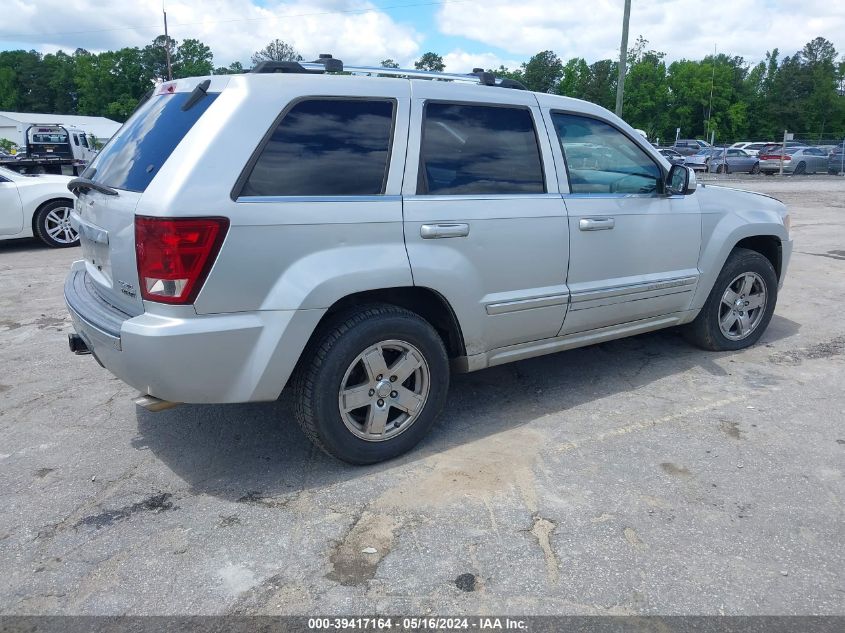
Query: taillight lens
135,216,229,304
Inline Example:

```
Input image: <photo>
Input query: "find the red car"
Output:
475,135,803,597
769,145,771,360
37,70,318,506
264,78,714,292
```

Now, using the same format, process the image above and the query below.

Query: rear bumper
759,161,793,173
64,261,325,403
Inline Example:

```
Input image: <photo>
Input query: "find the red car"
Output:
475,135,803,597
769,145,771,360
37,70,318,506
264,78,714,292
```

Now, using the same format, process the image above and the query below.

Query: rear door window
240,99,395,197
87,90,218,192
418,102,545,195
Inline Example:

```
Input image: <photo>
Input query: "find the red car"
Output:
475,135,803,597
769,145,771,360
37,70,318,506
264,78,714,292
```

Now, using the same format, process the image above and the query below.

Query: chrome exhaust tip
133,394,180,412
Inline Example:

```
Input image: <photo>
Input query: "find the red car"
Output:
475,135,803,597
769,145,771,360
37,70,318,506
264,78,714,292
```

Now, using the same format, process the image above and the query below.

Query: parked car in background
756,142,808,158
759,147,829,175
709,148,761,174
658,148,686,165
828,147,845,174
730,142,775,157
672,139,712,156
0,166,77,247
684,148,723,171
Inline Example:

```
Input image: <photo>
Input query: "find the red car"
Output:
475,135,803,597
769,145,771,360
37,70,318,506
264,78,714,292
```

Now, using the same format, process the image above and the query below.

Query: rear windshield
87,91,217,192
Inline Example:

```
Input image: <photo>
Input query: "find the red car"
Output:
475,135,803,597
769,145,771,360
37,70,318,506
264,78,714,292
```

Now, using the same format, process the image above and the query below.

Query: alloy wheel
43,206,78,244
718,272,767,341
338,339,431,441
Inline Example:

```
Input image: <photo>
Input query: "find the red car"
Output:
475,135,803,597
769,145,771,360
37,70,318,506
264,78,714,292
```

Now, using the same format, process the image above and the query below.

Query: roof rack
251,54,527,90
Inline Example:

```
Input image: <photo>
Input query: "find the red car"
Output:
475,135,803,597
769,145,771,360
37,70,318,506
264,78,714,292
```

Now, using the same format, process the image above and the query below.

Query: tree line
1,35,843,144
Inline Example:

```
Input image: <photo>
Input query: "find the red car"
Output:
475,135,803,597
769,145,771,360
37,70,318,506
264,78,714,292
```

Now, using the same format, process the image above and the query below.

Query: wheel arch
734,235,783,280
315,286,467,358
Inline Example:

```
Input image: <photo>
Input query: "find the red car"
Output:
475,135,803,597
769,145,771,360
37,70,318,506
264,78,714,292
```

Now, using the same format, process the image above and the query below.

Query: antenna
163,5,173,81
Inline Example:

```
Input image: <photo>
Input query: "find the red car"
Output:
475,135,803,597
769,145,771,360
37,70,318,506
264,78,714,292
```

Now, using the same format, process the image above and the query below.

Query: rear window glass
240,99,395,197
87,91,218,192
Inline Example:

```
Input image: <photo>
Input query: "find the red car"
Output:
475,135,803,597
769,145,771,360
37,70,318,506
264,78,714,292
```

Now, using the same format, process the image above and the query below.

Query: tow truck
0,123,98,176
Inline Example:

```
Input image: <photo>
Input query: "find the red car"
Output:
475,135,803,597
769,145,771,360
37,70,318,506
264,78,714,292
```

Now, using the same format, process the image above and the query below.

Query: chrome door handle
579,217,615,231
420,223,470,239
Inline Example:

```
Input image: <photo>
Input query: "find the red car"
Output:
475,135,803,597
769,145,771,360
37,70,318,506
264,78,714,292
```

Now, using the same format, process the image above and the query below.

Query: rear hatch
71,79,221,316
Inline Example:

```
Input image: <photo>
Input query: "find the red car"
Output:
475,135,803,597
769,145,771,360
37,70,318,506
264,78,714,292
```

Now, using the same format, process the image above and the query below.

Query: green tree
414,52,445,72
521,50,563,93
251,39,302,66
380,59,400,68
175,39,213,78
622,51,669,140
214,61,245,75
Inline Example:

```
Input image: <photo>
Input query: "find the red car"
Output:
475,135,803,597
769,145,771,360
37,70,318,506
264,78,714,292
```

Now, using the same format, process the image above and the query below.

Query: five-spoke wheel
338,340,430,441
293,304,449,464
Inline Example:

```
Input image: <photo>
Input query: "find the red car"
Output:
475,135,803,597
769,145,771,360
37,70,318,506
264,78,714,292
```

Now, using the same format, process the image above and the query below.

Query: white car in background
729,141,775,157
0,166,77,247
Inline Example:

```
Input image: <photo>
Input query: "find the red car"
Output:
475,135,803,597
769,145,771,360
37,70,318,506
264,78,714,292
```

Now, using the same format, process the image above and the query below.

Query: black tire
682,248,778,352
716,164,726,174
794,161,806,175
750,163,760,174
292,304,450,464
34,199,79,248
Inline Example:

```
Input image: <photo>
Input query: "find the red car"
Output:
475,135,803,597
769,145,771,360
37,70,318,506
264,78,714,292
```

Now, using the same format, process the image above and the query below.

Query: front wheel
794,161,806,175
683,248,778,351
34,200,79,248
292,304,450,464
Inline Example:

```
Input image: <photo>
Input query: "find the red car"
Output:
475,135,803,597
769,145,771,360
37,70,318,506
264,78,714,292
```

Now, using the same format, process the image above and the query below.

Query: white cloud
1,0,423,67
437,0,845,64
442,49,523,73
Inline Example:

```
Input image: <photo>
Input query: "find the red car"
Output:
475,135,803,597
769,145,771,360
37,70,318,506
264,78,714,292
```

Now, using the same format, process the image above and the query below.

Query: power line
2,0,476,40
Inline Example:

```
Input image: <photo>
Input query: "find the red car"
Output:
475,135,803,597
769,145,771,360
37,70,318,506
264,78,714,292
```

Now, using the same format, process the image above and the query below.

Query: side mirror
667,164,697,195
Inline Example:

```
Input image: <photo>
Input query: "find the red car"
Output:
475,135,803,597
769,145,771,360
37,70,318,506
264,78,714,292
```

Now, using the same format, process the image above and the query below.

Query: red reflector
135,216,229,304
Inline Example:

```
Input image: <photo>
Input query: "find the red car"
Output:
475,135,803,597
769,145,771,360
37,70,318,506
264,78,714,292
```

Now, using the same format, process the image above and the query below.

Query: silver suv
65,58,792,464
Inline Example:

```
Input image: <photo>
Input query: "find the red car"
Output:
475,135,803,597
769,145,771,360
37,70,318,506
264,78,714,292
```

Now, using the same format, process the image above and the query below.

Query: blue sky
2,1,843,73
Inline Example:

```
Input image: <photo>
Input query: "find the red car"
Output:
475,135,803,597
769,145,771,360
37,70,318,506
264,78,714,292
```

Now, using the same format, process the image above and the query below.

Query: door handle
579,217,615,231
420,223,470,239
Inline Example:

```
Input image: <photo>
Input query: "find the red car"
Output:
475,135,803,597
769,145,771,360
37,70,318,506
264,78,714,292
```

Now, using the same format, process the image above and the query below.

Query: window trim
416,99,548,196
549,109,667,197
231,95,398,201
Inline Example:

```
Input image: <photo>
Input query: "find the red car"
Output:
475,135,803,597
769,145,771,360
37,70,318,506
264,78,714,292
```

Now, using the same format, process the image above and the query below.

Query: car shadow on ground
134,314,800,501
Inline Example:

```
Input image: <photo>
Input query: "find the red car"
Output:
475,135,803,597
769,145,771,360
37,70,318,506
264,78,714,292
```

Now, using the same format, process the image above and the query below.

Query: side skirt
451,310,699,373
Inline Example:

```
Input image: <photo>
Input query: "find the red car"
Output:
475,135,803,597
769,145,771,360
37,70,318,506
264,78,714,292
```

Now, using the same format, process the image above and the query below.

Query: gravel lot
1,177,843,615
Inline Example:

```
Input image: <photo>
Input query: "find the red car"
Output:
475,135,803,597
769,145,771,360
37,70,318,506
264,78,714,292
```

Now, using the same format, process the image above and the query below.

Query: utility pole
614,0,632,117
705,44,716,141
163,7,173,81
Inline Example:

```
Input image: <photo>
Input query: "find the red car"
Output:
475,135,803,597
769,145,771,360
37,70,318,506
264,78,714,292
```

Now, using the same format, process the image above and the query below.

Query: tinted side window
241,99,394,197
88,91,218,192
551,113,661,195
418,103,544,195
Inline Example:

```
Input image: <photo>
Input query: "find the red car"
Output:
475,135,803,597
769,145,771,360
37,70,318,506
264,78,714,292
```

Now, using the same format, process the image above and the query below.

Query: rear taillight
135,216,229,304
760,154,790,161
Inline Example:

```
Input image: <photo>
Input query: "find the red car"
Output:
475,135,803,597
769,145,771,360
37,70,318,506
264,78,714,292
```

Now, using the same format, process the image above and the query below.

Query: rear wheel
683,248,777,351
750,162,760,174
293,304,450,464
34,200,79,248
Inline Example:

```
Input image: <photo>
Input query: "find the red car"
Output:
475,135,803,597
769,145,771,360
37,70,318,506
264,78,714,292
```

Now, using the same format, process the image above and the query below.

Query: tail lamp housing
135,216,229,304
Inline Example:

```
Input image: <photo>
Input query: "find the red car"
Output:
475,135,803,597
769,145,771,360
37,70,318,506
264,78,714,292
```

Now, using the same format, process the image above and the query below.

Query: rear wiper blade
181,79,211,112
68,177,119,197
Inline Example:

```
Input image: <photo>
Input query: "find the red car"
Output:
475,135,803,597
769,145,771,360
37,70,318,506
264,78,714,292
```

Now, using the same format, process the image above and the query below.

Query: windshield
87,90,218,192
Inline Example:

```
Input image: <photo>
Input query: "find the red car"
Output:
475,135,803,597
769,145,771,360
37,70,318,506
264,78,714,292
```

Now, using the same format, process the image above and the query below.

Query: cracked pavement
1,177,843,615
